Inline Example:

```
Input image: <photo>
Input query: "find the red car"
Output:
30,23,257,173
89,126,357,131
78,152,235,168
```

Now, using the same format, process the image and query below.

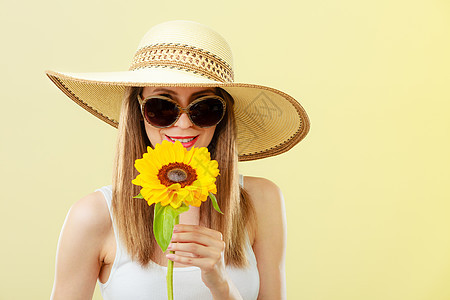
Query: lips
165,135,199,147
168,136,197,139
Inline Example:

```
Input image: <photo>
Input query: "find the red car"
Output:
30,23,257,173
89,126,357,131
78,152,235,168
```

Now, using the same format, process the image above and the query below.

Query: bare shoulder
58,190,113,262
51,190,113,299
242,176,286,242
66,190,111,232
243,176,285,214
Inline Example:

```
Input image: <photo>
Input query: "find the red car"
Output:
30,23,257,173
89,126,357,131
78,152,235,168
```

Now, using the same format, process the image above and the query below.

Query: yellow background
1,0,449,299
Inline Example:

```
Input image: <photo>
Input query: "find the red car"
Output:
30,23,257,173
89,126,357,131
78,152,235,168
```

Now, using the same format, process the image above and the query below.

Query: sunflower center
168,168,187,182
158,162,197,188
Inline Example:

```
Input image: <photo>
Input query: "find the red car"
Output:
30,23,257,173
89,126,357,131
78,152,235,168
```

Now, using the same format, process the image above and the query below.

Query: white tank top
96,174,260,299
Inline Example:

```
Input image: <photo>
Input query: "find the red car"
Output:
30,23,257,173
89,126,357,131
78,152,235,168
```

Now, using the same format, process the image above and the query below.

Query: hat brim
46,69,310,161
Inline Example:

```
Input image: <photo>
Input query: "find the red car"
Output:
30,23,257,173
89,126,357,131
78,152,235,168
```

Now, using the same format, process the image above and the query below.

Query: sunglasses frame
137,94,227,128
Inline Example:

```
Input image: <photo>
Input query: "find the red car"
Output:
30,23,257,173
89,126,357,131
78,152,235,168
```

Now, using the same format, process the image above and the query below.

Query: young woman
47,20,310,300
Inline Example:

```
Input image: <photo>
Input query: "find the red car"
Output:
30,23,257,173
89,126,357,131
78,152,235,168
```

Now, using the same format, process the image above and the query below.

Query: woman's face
141,86,218,150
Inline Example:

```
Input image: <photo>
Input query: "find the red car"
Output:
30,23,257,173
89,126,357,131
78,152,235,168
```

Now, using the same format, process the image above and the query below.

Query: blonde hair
111,86,256,267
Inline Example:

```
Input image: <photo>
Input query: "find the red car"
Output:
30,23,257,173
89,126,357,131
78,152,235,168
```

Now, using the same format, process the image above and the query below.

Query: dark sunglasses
137,94,226,128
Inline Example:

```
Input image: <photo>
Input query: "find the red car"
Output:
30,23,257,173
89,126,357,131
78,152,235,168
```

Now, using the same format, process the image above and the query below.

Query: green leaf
209,192,223,214
133,192,144,199
153,203,190,252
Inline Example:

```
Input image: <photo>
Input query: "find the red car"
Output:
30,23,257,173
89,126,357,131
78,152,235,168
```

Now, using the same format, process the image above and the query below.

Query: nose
173,112,194,128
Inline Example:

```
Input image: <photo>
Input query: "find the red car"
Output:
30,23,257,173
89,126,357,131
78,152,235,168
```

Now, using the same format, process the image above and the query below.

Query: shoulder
243,176,285,217
242,176,286,243
60,190,112,252
66,190,111,234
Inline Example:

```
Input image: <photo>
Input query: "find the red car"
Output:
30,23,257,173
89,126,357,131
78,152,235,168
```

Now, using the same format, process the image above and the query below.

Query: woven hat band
129,44,234,83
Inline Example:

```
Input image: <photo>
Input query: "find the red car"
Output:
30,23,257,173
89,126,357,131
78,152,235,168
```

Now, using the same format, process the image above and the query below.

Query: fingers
170,231,224,249
166,224,226,272
166,254,221,272
171,225,224,249
168,241,225,256
174,224,223,241
167,242,207,257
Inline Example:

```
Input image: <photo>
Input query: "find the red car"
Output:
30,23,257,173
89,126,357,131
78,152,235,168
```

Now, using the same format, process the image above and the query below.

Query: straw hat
46,20,310,161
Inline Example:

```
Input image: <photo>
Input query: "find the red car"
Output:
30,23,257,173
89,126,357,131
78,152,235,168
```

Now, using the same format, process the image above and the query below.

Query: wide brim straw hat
46,20,310,161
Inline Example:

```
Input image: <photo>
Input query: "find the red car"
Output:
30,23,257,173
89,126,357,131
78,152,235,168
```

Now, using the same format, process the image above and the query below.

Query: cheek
144,123,163,146
203,127,216,143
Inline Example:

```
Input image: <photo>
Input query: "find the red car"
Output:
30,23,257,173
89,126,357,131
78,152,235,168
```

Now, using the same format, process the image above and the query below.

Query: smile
165,135,199,147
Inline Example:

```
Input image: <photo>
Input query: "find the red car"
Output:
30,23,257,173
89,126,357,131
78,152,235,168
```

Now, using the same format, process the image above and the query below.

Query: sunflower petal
167,183,181,191
141,186,164,200
135,158,159,174
169,201,181,209
183,147,196,165
163,140,175,162
147,198,156,206
171,195,184,208
182,191,195,206
160,192,172,206
173,141,186,162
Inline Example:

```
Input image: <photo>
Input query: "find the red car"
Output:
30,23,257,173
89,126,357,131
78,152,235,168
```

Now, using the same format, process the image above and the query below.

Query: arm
245,176,287,300
51,192,110,300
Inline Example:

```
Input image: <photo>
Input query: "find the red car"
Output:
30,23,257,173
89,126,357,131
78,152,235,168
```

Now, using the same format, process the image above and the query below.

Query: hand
166,224,229,293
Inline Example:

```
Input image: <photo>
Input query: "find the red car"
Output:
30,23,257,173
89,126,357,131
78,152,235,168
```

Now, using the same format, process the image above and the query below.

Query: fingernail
173,225,179,232
166,254,175,260
167,243,173,250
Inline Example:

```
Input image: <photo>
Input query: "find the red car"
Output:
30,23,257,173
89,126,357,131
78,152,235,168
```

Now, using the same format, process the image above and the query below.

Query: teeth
168,136,196,143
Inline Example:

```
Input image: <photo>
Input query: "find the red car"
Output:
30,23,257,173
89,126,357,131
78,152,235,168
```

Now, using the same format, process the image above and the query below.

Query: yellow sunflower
132,140,219,209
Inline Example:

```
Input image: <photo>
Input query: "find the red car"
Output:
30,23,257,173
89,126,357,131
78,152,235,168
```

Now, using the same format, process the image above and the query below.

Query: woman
47,20,310,299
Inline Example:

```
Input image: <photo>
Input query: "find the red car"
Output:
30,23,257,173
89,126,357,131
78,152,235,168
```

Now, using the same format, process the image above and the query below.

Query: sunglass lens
144,98,178,127
189,98,225,127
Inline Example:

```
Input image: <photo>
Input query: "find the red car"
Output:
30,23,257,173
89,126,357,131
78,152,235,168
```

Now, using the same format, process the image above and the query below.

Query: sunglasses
137,94,226,128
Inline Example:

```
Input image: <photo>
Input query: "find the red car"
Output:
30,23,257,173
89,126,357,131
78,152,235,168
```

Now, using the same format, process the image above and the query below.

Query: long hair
111,86,256,267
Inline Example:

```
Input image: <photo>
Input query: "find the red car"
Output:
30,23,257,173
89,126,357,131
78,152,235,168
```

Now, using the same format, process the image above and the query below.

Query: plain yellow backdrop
1,0,449,299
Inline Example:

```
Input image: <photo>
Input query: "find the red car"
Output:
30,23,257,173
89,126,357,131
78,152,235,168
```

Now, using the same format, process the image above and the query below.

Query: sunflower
132,140,220,209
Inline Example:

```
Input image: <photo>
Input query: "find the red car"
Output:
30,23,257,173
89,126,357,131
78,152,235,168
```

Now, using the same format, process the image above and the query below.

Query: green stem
167,215,179,300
